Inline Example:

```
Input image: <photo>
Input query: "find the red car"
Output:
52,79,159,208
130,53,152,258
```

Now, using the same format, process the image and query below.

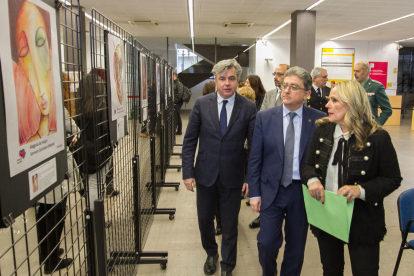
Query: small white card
117,117,125,140
28,158,57,200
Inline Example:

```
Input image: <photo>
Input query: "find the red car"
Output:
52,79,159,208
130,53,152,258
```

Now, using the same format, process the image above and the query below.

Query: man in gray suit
182,59,257,276
260,64,289,111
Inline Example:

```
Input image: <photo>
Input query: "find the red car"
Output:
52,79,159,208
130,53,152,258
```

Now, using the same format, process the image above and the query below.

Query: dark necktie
281,112,296,187
317,88,322,99
220,100,228,135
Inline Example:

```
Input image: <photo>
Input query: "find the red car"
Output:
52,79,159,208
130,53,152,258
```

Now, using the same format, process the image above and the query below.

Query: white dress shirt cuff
307,177,320,187
250,196,261,200
358,185,366,200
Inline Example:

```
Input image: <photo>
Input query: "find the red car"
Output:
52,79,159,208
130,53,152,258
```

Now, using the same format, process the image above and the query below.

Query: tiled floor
136,110,414,276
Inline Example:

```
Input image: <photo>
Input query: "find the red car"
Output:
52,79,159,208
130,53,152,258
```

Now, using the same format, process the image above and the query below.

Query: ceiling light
306,0,324,11
59,0,71,6
331,12,414,40
243,43,256,52
395,37,414,43
262,0,324,39
85,12,120,37
188,0,194,51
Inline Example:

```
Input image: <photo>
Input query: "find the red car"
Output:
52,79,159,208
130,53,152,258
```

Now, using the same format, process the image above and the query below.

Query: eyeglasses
281,83,306,92
272,72,284,77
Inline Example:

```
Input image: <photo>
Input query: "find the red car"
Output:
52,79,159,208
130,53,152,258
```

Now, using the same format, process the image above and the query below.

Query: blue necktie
220,100,228,135
281,112,296,187
317,88,322,99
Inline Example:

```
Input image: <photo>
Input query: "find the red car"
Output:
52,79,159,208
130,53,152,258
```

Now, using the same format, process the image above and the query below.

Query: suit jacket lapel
273,107,284,162
299,107,312,162
224,93,241,136
275,90,283,106
209,92,222,135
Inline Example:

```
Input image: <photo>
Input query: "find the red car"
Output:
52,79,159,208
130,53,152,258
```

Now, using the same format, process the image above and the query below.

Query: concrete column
290,10,316,72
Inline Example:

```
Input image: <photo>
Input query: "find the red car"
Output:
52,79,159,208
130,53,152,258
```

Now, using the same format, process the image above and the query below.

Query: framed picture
140,52,148,121
106,33,127,121
156,62,161,113
0,0,65,177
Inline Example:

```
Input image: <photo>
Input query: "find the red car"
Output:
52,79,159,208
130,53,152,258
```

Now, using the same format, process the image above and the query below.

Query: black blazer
182,92,257,188
307,86,330,114
302,123,402,245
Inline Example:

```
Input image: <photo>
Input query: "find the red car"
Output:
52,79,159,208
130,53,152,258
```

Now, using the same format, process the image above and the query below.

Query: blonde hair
238,87,256,102
316,80,380,151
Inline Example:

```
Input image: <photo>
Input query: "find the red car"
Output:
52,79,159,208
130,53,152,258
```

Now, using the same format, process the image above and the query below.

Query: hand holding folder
302,185,354,243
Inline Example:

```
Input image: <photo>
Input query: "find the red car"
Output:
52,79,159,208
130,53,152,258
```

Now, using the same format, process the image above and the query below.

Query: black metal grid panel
0,1,94,275
89,8,137,275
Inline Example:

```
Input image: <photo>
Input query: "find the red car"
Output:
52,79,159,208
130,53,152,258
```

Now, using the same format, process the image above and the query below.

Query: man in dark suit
247,67,325,276
307,67,330,114
182,59,257,276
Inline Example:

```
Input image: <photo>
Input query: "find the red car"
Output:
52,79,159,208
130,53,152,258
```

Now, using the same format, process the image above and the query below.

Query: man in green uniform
354,61,392,125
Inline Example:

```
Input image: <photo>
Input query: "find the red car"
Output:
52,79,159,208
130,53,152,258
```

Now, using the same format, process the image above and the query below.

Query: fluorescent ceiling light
263,20,291,39
85,12,120,37
395,37,414,43
59,0,71,6
243,43,256,52
188,0,195,51
262,0,324,39
331,12,414,40
306,0,324,11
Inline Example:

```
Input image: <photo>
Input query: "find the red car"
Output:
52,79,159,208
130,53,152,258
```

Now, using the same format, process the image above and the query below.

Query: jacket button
315,164,320,169
364,156,369,161
316,150,320,155
374,203,378,206
319,138,324,143
361,170,366,175
366,142,371,147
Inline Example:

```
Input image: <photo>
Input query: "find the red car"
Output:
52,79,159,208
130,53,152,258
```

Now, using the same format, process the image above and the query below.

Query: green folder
302,185,355,243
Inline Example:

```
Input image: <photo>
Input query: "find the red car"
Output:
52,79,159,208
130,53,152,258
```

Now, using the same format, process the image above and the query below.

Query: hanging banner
0,0,65,177
369,61,388,88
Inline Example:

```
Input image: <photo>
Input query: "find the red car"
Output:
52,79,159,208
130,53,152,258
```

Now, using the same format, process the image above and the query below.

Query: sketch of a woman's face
16,2,51,116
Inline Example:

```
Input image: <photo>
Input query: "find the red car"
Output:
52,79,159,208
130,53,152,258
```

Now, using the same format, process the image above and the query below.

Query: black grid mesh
89,8,137,275
0,1,94,275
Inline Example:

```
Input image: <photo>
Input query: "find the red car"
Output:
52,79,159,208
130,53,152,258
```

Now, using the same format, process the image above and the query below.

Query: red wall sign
369,62,388,88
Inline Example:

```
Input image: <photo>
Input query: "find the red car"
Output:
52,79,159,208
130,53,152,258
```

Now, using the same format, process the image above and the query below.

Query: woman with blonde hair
302,80,402,276
238,87,256,102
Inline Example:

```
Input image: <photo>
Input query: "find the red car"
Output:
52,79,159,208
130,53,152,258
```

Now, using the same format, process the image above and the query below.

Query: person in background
245,75,266,111
260,64,290,111
238,82,245,88
302,80,401,276
307,67,330,114
354,61,392,125
182,59,257,276
202,81,216,96
173,71,184,135
248,67,325,276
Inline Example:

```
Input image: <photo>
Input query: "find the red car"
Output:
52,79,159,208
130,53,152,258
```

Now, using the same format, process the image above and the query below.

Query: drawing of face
16,2,51,116
114,44,123,104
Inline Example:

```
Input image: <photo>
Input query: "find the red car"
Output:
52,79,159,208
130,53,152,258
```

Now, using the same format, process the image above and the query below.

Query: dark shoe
58,248,64,256
44,258,73,274
249,216,260,229
245,200,250,206
106,189,120,197
221,270,233,276
176,131,182,135
215,225,222,236
204,254,219,275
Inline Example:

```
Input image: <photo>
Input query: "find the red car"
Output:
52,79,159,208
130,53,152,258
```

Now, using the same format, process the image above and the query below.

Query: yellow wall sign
322,48,334,52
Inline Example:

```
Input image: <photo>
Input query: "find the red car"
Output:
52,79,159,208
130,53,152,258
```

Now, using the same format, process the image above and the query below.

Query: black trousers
174,102,183,132
196,177,242,272
317,230,380,276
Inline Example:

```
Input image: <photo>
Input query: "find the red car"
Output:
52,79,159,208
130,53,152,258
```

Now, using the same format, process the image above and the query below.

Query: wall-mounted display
0,0,65,177
321,48,355,84
107,33,127,121
140,52,148,121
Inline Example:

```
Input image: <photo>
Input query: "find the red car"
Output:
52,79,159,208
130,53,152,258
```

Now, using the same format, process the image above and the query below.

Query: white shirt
307,124,365,200
217,92,235,125
275,87,281,103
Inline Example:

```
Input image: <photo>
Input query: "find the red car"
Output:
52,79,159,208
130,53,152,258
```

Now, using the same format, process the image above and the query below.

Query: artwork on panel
168,69,172,97
164,66,168,108
107,33,127,121
170,69,174,101
0,0,65,177
140,52,148,120
156,62,160,113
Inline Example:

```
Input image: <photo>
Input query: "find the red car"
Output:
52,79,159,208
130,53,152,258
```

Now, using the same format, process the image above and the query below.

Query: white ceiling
80,0,414,47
